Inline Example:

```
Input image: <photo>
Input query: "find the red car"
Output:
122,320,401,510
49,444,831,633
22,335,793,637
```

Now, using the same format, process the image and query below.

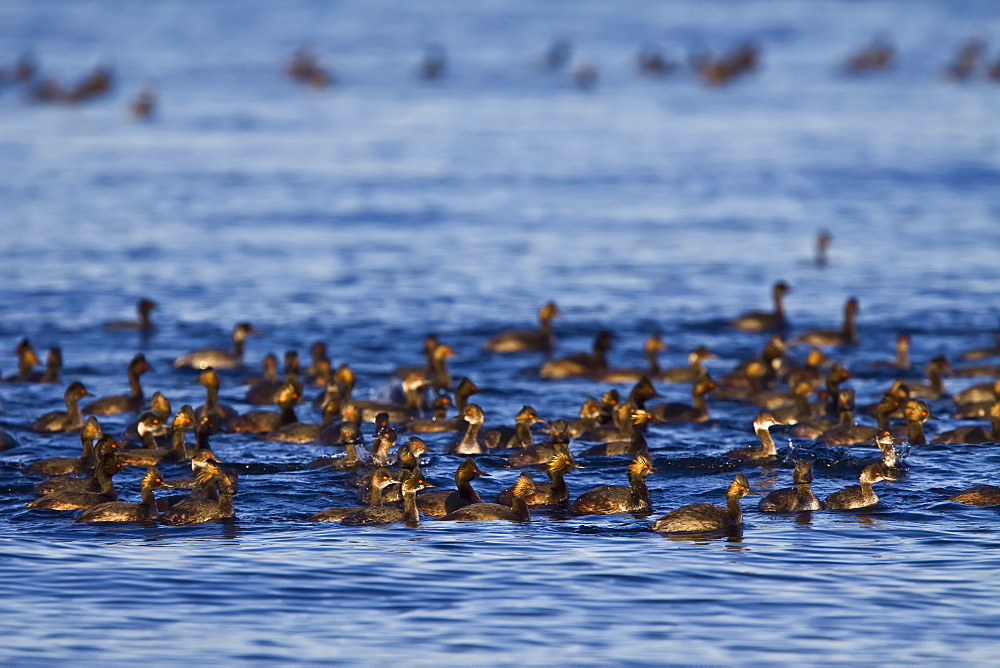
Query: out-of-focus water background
1,0,999,663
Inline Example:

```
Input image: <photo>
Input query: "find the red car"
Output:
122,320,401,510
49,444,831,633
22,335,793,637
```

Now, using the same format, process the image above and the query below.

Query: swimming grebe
732,281,790,332
76,466,164,523
194,368,239,430
27,441,121,510
600,335,666,383
571,453,658,515
160,467,236,525
352,372,429,423
174,322,256,369
658,346,715,383
905,356,949,400
484,405,545,450
932,402,1000,444
647,376,714,423
418,44,447,80
724,412,779,460
959,330,1000,361
871,333,911,371
792,297,859,347
842,41,893,74
652,474,755,532
817,389,880,446
484,302,559,353
445,404,488,455
119,407,195,467
31,381,89,433
406,392,461,433
438,472,534,522
417,457,492,516
229,380,301,434
83,353,152,415
507,419,573,468
38,347,61,384
950,483,1000,506
6,338,40,382
539,331,613,379
824,464,886,510
758,461,822,512
30,428,115,496
498,450,581,506
244,353,281,405
342,471,431,526
578,408,656,457
893,399,934,445
307,467,398,522
104,298,156,331
25,416,103,476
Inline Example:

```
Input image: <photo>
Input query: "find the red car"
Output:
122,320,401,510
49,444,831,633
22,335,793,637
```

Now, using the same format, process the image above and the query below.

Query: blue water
2,0,1000,662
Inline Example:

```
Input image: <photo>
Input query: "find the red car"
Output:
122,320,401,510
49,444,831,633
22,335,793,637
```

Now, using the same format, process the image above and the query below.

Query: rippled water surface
2,0,1000,663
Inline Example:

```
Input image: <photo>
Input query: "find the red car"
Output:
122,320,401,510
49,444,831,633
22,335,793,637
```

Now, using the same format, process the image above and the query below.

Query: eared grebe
229,380,301,434
871,334,911,371
571,453,658,515
25,416,103,476
932,402,1000,444
83,353,152,415
579,408,656,457
539,331,613,379
824,464,886,510
758,461,822,512
563,397,603,438
119,407,195,467
724,412,779,460
352,372,429,423
438,472,534,522
307,467,398,522
76,466,164,523
27,442,121,510
893,399,934,445
792,297,859,347
484,405,545,450
648,376,714,423
406,392,461,433
960,330,1000,361
30,381,89,433
38,347,61,383
244,353,281,405
31,431,116,496
842,41,893,74
508,419,573,467
600,335,666,383
445,404,488,455
817,389,880,447
342,471,431,525
417,457,491,516
104,298,156,331
498,450,581,506
652,473,754,532
122,391,171,444
905,356,949,400
174,322,256,369
953,378,1000,413
732,281,790,332
658,346,716,384
6,338,40,382
160,467,236,525
194,368,240,430
129,83,156,120
485,302,560,353
950,483,1000,506
309,422,365,471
